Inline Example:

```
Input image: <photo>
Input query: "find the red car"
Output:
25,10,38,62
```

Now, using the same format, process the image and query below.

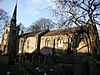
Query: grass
0,55,34,75
0,55,8,64
0,55,73,75
0,54,99,75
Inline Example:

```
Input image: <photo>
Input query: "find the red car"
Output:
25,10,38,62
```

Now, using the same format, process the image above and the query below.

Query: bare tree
0,9,9,36
0,1,9,23
29,18,56,32
51,0,100,27
18,23,30,34
51,0,100,56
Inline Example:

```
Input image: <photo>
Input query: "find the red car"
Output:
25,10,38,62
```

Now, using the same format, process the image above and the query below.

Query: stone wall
18,37,36,53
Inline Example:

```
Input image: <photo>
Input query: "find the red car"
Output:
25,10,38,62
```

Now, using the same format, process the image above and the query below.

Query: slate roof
19,27,78,38
43,28,77,36
19,31,40,38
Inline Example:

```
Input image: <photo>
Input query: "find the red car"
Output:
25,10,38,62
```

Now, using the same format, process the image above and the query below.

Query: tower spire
10,2,17,26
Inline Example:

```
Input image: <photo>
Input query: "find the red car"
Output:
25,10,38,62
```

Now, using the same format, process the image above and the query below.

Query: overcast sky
0,0,53,27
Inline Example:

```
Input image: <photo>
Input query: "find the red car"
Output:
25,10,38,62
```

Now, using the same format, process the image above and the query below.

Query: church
0,3,99,56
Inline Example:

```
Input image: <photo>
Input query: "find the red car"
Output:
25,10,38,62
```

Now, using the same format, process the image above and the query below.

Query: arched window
79,33,84,39
12,29,17,34
3,45,6,52
20,40,23,47
57,38,63,48
45,39,51,47
5,29,8,34
27,40,29,49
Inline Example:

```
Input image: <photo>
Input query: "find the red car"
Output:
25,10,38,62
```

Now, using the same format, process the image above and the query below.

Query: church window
57,38,63,48
79,33,85,40
12,29,16,34
21,40,23,46
5,29,8,34
45,39,51,47
3,45,6,52
27,40,29,49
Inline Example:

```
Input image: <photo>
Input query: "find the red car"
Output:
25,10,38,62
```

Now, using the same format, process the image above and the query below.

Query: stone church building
18,27,92,56
0,3,99,56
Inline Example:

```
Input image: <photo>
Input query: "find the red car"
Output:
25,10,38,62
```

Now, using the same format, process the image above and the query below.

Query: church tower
0,3,20,55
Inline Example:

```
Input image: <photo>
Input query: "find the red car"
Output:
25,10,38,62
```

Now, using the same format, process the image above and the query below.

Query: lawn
0,55,73,75
0,55,34,75
1,54,98,75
